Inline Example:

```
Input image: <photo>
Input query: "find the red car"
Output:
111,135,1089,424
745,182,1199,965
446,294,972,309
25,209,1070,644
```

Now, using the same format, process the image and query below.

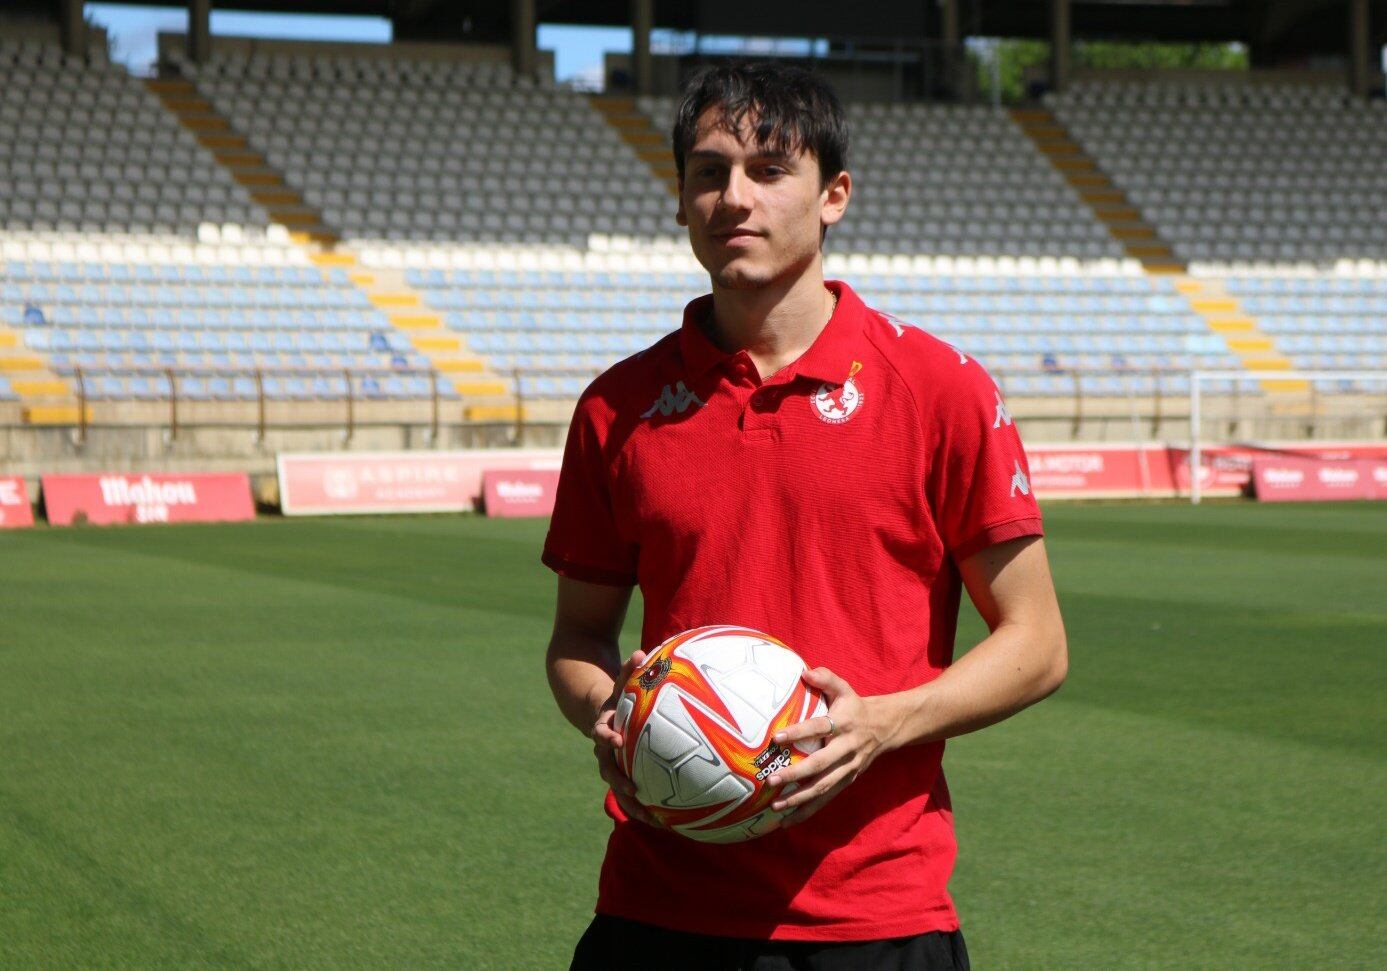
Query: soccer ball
614,625,828,843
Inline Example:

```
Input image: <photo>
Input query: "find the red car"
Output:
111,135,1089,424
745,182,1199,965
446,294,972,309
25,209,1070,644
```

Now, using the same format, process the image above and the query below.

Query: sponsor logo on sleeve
993,391,1013,429
1010,460,1031,498
877,311,908,338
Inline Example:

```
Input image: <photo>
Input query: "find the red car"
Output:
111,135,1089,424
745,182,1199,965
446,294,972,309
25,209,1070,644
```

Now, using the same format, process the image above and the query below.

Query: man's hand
591,649,664,828
765,667,899,827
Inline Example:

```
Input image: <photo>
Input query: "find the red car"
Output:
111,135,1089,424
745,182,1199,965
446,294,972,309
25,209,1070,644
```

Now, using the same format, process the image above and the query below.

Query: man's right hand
591,649,664,828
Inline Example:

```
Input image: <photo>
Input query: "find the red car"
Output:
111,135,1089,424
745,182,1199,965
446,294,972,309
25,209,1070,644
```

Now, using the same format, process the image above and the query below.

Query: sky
85,4,631,81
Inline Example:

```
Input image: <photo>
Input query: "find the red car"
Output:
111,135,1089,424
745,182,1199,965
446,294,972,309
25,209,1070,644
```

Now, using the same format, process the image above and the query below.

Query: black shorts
570,914,970,971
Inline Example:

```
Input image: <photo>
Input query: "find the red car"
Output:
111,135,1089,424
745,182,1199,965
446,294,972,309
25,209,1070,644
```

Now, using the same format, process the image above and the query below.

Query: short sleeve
541,394,639,587
925,358,1044,563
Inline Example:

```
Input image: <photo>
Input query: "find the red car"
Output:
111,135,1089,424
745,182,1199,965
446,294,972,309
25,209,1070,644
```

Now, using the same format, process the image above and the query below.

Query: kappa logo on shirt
641,381,705,419
1010,460,1031,498
993,392,1013,429
878,311,908,338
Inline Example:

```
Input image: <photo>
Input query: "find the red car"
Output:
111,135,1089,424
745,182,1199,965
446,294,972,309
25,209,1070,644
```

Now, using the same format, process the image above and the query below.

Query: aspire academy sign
277,450,563,516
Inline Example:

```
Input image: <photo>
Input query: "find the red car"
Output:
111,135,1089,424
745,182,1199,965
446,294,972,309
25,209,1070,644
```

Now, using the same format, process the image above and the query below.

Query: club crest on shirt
812,361,865,424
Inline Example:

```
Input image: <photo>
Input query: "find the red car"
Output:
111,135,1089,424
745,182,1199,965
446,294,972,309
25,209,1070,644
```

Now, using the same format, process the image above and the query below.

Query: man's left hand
766,667,898,827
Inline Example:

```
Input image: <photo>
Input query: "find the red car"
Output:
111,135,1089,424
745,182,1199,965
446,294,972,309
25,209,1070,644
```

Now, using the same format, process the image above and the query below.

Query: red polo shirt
542,279,1043,942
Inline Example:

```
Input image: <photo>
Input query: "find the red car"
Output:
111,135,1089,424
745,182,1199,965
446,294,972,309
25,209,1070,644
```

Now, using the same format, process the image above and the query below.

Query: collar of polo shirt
677,279,866,387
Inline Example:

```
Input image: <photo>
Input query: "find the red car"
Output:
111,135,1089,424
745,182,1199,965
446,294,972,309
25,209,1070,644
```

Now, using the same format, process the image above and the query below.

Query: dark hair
672,62,849,189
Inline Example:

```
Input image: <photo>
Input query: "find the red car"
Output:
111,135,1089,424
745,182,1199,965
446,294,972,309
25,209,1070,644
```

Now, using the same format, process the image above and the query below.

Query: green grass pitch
1,502,1383,968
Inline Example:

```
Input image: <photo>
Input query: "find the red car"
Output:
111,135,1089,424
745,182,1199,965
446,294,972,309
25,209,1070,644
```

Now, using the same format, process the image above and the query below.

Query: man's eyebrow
686,149,797,163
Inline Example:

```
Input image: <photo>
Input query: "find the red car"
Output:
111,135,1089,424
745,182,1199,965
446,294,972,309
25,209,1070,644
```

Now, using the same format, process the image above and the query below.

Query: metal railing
70,365,451,446
12,365,1379,455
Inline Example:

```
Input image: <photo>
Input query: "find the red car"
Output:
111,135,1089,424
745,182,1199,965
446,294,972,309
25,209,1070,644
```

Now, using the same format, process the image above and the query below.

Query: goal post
1189,369,1387,504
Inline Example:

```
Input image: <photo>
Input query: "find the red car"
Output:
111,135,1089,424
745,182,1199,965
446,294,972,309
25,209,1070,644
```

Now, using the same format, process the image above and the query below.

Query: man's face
676,107,849,290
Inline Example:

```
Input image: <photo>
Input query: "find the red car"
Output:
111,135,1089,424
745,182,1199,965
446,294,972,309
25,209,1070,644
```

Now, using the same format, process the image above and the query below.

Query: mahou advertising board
482,469,562,518
1251,455,1386,502
41,473,256,526
0,476,34,528
277,450,563,516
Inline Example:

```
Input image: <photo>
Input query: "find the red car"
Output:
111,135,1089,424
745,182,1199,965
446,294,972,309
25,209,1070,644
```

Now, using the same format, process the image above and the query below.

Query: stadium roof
54,1,1387,62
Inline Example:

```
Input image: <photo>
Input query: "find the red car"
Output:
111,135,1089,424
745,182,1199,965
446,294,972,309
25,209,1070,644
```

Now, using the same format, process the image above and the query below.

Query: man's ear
675,184,687,227
820,169,851,230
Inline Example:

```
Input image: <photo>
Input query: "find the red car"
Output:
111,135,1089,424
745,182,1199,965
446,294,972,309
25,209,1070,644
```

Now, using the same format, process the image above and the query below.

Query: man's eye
761,167,785,177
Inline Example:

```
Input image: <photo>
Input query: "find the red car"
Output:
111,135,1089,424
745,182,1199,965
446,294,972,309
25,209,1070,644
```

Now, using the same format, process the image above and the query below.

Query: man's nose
719,167,754,212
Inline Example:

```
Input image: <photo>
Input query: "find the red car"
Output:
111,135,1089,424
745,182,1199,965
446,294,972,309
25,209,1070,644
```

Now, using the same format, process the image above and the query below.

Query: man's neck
704,258,836,380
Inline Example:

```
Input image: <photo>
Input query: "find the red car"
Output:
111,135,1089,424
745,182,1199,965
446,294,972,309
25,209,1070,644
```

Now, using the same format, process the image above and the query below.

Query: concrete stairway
1174,278,1307,393
1,325,88,425
591,96,678,196
1011,107,1184,275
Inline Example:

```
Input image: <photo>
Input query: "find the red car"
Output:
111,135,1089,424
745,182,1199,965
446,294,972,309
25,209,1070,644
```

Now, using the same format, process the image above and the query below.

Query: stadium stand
0,38,466,409
175,49,674,247
383,91,1236,405
1,257,449,403
1041,78,1386,392
0,39,263,237
1046,79,1387,267
1224,275,1387,378
408,263,1242,403
1,31,1380,431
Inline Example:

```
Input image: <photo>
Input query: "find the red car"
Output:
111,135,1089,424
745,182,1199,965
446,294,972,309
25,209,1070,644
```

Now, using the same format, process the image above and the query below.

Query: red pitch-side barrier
482,469,561,518
1024,442,1387,499
1251,455,1387,502
41,473,255,526
277,450,563,516
0,476,34,528
277,443,1386,512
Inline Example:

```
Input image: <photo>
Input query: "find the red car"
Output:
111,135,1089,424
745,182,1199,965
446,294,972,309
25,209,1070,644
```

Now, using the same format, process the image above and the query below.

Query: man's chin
712,269,771,290
707,257,776,290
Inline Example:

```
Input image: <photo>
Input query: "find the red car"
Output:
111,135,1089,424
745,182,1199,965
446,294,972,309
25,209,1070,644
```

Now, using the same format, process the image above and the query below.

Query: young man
543,62,1067,970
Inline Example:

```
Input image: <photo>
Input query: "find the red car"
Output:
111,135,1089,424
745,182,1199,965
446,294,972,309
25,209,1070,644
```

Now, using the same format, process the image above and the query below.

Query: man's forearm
546,633,622,735
876,620,1067,751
